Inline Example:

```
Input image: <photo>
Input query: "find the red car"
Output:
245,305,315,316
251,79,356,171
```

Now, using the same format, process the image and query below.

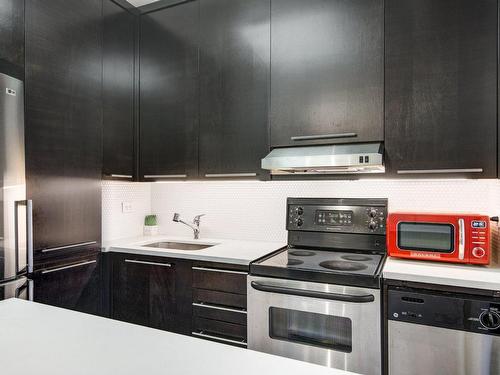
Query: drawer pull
41,260,97,274
291,132,357,141
397,169,483,174
41,241,97,253
193,302,247,314
204,173,257,178
109,174,133,179
125,259,172,267
192,266,247,275
192,331,247,346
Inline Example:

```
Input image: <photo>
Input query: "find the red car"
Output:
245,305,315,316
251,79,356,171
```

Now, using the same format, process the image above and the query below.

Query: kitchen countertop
383,257,500,291
0,299,358,375
103,235,286,266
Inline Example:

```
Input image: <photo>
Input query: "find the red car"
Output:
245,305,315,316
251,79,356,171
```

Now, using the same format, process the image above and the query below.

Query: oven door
247,276,381,375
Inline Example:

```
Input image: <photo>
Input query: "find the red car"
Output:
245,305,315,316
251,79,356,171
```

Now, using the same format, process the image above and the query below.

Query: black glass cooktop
251,247,386,288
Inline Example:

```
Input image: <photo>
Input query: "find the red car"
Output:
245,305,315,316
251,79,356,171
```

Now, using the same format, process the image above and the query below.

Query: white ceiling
126,0,160,7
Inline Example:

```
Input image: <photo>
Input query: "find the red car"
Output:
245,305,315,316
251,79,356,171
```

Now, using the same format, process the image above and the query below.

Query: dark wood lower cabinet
111,254,192,335
110,254,248,346
33,255,102,316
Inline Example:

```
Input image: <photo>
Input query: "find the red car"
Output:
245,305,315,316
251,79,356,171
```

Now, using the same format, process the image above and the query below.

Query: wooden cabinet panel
139,2,199,180
0,0,24,78
198,0,270,178
193,316,247,340
192,268,247,295
270,0,384,147
385,0,497,177
103,0,136,179
111,254,192,335
193,289,247,309
33,255,102,316
25,0,103,250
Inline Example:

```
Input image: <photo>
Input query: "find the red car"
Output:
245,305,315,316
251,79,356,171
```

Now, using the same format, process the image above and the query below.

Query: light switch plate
122,201,133,213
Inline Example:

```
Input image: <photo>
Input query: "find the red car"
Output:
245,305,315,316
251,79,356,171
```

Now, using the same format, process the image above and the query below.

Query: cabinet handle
144,174,187,179
192,331,247,346
109,174,133,179
397,169,483,174
204,173,257,178
192,266,247,275
291,132,357,141
192,302,247,314
41,260,97,274
125,259,172,267
41,241,97,253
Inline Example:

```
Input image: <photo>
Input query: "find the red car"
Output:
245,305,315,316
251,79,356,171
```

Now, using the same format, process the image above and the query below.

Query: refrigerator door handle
15,200,34,275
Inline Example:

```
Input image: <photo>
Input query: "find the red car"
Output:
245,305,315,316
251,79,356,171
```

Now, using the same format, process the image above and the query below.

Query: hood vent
261,143,385,175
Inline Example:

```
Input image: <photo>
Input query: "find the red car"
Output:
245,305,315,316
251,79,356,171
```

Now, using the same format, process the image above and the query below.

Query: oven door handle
250,281,375,303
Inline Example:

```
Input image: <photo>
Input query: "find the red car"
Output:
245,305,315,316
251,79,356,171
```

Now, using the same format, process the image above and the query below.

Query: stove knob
368,208,378,218
472,247,486,258
296,207,304,215
297,218,304,227
480,311,500,330
368,220,378,231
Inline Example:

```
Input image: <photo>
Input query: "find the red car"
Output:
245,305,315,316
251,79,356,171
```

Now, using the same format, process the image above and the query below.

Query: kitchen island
0,299,357,375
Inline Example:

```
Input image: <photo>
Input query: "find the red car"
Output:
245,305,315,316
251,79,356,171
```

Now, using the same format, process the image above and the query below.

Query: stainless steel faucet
173,213,205,239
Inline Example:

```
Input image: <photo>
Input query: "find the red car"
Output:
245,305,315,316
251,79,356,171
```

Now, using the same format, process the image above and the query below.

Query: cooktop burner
287,259,304,266
341,254,373,262
289,250,316,257
319,260,368,272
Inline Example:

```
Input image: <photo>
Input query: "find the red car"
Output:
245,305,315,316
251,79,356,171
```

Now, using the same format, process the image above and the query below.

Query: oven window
397,222,454,253
269,307,352,353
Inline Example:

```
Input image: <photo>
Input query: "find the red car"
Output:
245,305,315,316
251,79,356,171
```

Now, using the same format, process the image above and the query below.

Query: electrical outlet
122,202,133,213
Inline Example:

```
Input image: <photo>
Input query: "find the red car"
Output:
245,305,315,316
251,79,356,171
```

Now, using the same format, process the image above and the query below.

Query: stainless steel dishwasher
388,287,500,375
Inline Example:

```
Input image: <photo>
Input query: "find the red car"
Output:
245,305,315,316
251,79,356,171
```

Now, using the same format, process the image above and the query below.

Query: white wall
103,179,500,243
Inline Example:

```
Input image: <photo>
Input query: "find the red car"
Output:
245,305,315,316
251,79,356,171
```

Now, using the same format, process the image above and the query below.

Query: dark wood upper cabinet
0,0,24,79
198,0,270,179
139,2,199,180
25,0,102,251
103,0,136,179
270,0,384,148
385,0,498,178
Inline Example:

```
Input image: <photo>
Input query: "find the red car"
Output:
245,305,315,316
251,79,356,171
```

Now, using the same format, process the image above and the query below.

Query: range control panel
388,288,500,336
287,198,387,235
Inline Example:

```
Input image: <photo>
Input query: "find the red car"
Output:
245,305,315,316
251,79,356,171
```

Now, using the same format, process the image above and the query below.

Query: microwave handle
458,218,465,260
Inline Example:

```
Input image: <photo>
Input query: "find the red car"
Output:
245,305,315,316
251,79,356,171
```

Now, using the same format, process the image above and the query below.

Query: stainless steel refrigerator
0,72,33,301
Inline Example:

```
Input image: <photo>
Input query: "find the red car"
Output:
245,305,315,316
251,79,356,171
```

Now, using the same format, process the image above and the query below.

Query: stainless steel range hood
261,143,385,175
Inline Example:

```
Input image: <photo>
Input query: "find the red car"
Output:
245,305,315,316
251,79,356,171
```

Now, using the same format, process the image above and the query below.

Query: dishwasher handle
250,281,375,303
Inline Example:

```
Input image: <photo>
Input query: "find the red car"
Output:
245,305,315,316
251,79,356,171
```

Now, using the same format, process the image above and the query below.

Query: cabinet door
0,0,24,78
25,0,102,251
270,0,383,147
139,2,199,181
112,256,177,331
103,0,136,179
33,256,102,316
385,0,497,177
199,0,270,179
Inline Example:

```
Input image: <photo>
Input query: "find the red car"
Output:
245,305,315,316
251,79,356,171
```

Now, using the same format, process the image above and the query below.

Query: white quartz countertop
103,235,286,266
0,299,357,375
383,257,500,291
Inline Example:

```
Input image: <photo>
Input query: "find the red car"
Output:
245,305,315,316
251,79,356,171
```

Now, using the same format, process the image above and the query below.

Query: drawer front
193,316,247,340
193,303,247,325
192,267,247,295
193,288,247,309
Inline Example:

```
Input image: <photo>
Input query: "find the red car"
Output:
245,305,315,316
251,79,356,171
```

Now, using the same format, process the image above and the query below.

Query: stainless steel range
248,198,387,375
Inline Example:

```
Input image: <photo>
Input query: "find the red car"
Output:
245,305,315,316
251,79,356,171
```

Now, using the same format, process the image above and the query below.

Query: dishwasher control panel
388,288,500,336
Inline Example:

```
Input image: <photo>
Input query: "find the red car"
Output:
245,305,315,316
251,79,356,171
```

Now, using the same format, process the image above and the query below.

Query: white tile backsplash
102,178,500,243
102,181,152,242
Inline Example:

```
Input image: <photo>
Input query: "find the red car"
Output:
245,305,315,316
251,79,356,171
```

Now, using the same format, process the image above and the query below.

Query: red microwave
387,213,491,265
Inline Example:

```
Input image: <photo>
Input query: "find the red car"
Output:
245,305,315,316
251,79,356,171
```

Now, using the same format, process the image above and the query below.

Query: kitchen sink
143,241,215,251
